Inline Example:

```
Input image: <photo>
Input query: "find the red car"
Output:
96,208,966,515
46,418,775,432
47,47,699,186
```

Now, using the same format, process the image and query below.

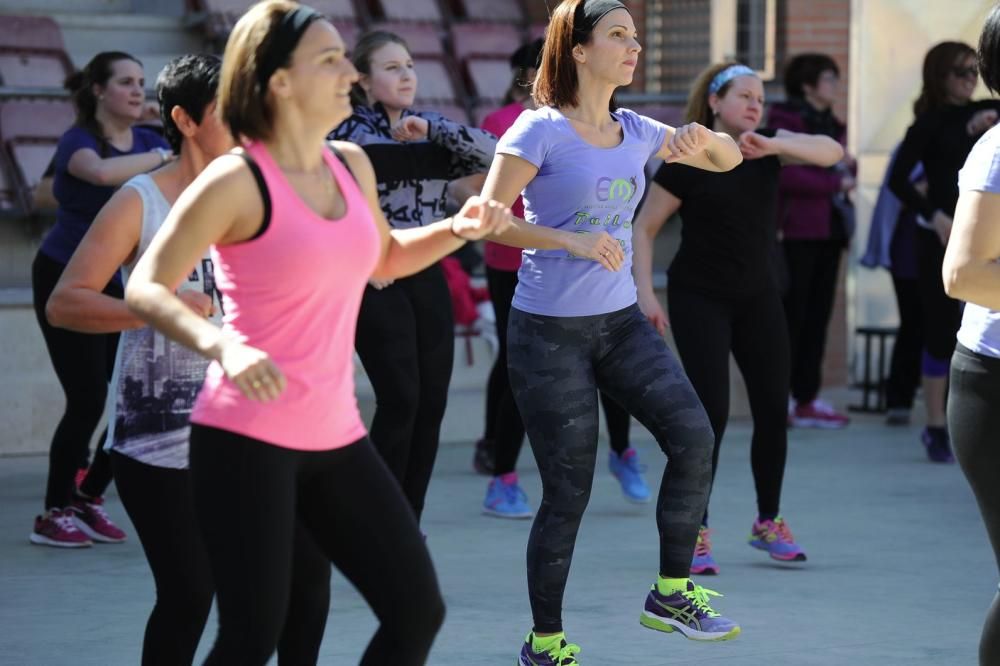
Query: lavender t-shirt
957,123,1000,359
497,106,667,317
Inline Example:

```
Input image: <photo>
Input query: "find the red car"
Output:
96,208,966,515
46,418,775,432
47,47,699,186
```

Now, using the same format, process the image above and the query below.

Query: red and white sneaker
70,496,126,543
790,399,849,429
30,509,92,548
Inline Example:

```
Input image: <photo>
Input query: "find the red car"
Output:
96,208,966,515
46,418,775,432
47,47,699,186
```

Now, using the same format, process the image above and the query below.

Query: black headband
257,5,324,92
573,0,629,45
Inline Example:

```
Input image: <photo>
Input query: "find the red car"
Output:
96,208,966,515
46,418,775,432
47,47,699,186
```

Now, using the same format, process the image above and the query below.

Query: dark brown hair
685,62,742,128
217,0,304,143
64,51,142,143
914,41,976,116
979,3,1000,94
349,30,411,108
533,0,618,111
783,53,839,99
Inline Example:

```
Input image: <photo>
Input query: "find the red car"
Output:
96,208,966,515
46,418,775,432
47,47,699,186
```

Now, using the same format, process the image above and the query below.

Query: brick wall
780,0,852,392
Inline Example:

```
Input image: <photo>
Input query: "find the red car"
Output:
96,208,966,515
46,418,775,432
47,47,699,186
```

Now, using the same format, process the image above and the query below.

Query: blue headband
708,64,757,95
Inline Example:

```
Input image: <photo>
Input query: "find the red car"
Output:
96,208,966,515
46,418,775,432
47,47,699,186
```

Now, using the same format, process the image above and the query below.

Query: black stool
849,325,898,413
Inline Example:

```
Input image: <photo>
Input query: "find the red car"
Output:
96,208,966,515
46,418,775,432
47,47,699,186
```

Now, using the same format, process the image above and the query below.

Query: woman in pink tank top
124,3,513,664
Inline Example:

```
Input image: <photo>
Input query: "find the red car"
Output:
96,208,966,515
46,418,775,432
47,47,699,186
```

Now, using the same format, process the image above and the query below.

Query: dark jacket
768,101,848,240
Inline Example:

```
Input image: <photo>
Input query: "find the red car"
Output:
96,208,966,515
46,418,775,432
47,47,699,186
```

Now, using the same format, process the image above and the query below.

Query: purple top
40,125,167,268
496,106,667,317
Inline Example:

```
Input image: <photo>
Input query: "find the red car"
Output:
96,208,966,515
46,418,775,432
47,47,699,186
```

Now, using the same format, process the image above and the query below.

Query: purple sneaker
517,633,581,665
640,581,740,641
749,517,806,562
691,526,719,575
922,427,955,463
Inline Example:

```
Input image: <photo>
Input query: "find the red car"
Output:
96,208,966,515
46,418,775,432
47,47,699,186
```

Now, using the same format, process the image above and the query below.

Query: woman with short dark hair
889,39,1000,463
943,5,1000,662
769,52,854,429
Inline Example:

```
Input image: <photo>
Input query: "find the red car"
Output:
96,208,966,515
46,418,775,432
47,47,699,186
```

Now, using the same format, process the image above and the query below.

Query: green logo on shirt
596,176,638,203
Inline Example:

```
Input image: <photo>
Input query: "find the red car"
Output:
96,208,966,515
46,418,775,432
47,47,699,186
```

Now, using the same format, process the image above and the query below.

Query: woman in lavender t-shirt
479,1,744,661
942,7,1000,661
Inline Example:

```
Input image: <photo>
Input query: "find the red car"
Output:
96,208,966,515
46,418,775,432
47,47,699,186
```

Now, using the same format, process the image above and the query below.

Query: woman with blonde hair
125,2,513,662
634,61,842,575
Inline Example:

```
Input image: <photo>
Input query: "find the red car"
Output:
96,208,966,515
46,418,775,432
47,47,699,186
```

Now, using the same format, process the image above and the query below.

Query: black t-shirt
889,99,1000,220
654,128,781,296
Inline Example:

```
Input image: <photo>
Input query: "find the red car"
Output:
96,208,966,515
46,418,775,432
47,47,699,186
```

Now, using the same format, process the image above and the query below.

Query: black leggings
189,426,444,665
948,344,1000,666
507,304,714,633
916,228,963,362
886,275,923,410
782,239,842,404
32,252,117,509
111,451,331,666
484,267,629,475
355,264,453,519
668,282,790,525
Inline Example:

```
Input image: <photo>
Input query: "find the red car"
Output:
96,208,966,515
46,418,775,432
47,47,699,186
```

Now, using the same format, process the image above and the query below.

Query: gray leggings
508,304,715,633
949,343,1000,666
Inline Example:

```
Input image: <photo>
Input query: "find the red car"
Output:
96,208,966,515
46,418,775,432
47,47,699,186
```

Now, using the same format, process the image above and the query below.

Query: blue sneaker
517,633,581,665
608,448,651,503
640,580,741,641
484,473,533,519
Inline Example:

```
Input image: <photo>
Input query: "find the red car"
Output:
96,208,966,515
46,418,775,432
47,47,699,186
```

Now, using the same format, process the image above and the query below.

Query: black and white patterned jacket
329,103,497,229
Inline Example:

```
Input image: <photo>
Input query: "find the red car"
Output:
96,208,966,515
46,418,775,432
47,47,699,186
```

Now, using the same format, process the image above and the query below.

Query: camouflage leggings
508,304,715,633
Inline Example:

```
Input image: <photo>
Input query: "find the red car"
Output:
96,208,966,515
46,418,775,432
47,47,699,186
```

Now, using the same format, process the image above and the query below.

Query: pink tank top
191,141,381,451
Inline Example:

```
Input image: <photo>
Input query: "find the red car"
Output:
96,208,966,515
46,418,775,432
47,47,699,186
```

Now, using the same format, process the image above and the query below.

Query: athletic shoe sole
72,517,126,544
790,417,847,429
29,533,92,548
749,541,807,561
639,612,741,641
483,507,533,520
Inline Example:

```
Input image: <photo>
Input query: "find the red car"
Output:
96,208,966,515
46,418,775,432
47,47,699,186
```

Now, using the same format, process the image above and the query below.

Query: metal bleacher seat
451,22,520,61
0,99,74,213
456,0,524,23
370,22,446,57
465,57,512,102
372,0,443,23
0,15,73,90
413,58,459,102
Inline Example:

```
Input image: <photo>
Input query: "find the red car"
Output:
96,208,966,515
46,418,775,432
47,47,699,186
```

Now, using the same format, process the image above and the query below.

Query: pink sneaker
71,496,126,543
790,399,849,429
30,509,92,548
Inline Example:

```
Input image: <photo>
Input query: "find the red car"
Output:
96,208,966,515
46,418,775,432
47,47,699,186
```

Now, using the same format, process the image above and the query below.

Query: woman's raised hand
665,122,714,163
737,131,778,160
450,195,516,240
390,116,430,142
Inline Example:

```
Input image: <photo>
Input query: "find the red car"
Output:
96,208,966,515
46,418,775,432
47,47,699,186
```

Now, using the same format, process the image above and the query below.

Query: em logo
595,176,637,203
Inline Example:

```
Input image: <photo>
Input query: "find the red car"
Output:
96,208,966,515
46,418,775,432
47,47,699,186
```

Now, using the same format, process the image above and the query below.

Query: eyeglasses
951,66,979,80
